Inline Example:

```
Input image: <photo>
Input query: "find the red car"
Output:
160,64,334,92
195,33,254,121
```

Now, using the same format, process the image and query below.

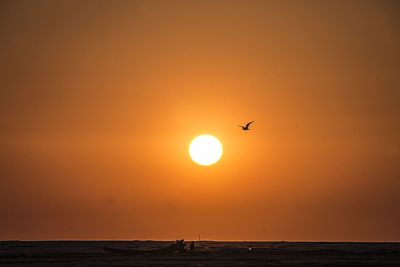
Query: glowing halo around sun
189,135,223,166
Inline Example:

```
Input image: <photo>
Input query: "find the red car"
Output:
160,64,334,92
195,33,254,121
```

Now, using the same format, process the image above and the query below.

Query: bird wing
246,121,254,128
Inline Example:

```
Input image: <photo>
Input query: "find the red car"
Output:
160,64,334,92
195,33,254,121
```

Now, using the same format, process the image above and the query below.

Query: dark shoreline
1,241,400,266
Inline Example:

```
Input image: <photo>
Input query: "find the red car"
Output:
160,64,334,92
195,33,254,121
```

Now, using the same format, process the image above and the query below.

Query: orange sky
1,0,399,241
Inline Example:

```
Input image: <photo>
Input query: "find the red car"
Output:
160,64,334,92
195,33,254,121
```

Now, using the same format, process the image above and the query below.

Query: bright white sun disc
189,135,223,166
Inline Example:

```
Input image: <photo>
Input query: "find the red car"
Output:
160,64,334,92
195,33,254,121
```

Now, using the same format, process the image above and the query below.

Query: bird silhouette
239,121,254,131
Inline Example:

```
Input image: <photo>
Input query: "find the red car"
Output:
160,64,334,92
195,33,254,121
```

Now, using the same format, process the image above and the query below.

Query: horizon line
1,239,399,243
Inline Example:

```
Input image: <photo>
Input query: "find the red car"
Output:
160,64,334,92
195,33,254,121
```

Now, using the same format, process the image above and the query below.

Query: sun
189,135,223,166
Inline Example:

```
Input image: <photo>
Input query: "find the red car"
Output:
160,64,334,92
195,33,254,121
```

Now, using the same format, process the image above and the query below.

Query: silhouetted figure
189,241,195,251
239,121,254,130
175,239,186,251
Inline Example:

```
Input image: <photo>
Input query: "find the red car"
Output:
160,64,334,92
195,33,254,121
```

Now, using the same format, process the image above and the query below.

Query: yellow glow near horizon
189,135,223,166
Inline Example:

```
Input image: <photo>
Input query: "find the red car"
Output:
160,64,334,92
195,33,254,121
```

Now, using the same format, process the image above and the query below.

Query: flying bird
239,121,254,131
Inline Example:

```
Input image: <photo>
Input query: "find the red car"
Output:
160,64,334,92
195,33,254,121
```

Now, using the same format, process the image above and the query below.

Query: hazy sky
1,0,399,241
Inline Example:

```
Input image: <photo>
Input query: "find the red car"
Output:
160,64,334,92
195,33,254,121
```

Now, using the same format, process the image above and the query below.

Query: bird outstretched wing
246,121,254,128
